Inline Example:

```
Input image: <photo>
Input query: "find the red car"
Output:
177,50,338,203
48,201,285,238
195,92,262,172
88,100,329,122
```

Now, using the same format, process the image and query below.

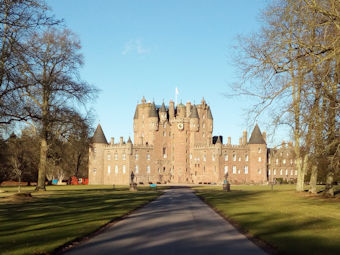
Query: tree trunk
309,165,318,194
296,154,308,192
18,175,21,193
36,137,47,191
324,170,334,197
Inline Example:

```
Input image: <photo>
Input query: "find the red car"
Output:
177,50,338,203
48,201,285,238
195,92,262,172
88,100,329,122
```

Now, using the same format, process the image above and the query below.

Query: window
135,165,139,174
93,168,96,174
232,166,236,174
203,155,206,161
163,147,167,158
107,154,111,160
224,155,228,161
290,170,293,175
258,148,262,153
203,123,205,128
285,169,288,175
108,165,111,174
114,153,118,160
93,147,97,153
233,154,236,161
295,170,297,175
245,154,248,162
147,154,150,160
238,169,241,174
269,158,271,164
115,165,118,174
283,159,286,164
135,154,139,160
258,157,262,162
276,158,279,165
258,169,262,174
290,159,293,165
244,166,248,174
163,131,166,136
122,165,126,174
212,155,215,161
280,169,283,175
158,168,161,173
163,123,166,128
238,157,241,161
273,169,276,175
147,165,150,174
280,152,283,156
190,154,192,159
268,169,271,175
224,166,228,174
122,153,126,160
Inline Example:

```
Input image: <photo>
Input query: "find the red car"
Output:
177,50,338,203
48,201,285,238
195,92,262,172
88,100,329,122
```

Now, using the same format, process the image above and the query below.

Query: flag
175,87,179,95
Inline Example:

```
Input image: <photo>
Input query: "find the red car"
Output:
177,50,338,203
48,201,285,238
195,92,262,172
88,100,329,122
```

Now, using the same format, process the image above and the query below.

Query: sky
47,0,288,147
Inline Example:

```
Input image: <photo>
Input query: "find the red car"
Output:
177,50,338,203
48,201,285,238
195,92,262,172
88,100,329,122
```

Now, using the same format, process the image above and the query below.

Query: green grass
194,184,340,255
0,185,163,255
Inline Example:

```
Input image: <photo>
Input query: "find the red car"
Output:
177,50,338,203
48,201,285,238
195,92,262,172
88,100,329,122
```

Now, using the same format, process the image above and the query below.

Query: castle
89,98,298,185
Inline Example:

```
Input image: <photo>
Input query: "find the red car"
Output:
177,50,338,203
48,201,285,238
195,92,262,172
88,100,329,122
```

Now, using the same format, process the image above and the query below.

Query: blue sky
47,0,288,147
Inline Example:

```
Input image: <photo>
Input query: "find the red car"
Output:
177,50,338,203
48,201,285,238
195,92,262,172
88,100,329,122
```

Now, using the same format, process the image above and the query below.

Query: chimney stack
169,100,175,119
120,137,124,145
186,101,191,117
110,137,114,145
228,137,231,145
239,137,242,145
243,130,247,145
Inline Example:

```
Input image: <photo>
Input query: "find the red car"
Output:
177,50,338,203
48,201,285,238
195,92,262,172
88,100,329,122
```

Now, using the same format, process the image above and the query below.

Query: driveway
64,188,267,255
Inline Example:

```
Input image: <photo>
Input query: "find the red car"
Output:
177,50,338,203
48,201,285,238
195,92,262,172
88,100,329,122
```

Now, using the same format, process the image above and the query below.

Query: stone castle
89,98,298,185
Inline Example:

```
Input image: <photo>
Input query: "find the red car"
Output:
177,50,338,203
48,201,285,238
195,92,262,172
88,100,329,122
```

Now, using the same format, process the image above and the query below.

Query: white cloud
122,39,150,55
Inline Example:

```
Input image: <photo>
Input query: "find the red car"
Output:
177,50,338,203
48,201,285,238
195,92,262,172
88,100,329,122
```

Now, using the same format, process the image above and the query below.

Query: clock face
177,123,184,130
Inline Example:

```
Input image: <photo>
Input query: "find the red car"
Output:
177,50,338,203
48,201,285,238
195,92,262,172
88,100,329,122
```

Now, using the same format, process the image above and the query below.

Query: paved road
64,188,267,255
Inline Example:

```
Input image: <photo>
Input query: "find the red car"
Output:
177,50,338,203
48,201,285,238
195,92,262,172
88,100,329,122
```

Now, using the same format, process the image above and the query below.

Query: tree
232,0,339,193
16,29,96,191
0,0,60,125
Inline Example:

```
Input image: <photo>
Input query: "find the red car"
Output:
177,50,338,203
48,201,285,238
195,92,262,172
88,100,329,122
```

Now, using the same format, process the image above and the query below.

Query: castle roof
134,107,138,119
177,103,185,108
190,105,199,118
207,107,213,119
149,102,158,117
127,137,132,143
92,124,108,144
248,124,266,144
216,136,222,143
159,102,167,112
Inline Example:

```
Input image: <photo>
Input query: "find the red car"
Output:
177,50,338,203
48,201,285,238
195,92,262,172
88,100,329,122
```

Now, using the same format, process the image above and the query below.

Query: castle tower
149,102,159,131
159,102,167,124
89,124,108,184
247,124,267,183
190,105,199,132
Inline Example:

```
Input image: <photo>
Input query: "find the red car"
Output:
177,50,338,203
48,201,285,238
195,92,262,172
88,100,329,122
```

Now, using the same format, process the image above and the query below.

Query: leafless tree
16,29,97,191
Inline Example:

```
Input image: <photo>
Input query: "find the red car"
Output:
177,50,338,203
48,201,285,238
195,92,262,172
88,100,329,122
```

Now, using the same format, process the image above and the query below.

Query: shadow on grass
0,189,160,255
196,189,340,255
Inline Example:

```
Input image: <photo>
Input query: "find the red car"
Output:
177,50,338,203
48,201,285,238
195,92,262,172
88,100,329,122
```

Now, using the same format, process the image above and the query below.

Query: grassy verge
194,185,340,255
0,185,163,255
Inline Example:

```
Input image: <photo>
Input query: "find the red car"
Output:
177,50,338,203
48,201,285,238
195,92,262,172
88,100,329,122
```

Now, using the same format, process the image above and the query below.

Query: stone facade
89,98,297,185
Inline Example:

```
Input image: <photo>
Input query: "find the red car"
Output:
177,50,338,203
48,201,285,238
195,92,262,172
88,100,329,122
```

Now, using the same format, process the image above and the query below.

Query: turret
176,103,186,118
215,136,222,156
127,136,133,155
186,101,191,117
91,124,108,144
169,100,175,119
149,102,159,131
190,105,199,132
206,106,213,133
159,102,167,124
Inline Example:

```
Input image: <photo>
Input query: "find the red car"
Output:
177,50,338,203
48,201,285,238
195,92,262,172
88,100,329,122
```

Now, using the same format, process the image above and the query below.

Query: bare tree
0,0,60,125
16,29,96,191
232,0,339,193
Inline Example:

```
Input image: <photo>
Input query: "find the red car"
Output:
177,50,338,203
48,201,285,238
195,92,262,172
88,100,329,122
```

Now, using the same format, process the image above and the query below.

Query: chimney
110,137,114,145
186,101,191,117
263,131,266,142
239,137,242,145
228,136,231,145
243,130,247,145
281,140,285,148
169,100,175,119
120,137,124,145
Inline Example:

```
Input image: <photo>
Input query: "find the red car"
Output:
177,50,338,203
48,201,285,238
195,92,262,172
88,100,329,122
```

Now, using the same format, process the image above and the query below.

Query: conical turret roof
159,102,167,112
127,137,132,143
149,102,158,117
248,124,266,144
207,107,213,119
92,124,108,144
190,105,199,118
216,136,222,144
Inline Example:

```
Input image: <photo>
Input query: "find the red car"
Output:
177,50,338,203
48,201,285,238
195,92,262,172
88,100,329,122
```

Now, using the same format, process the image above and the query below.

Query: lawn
0,185,163,255
194,184,340,255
